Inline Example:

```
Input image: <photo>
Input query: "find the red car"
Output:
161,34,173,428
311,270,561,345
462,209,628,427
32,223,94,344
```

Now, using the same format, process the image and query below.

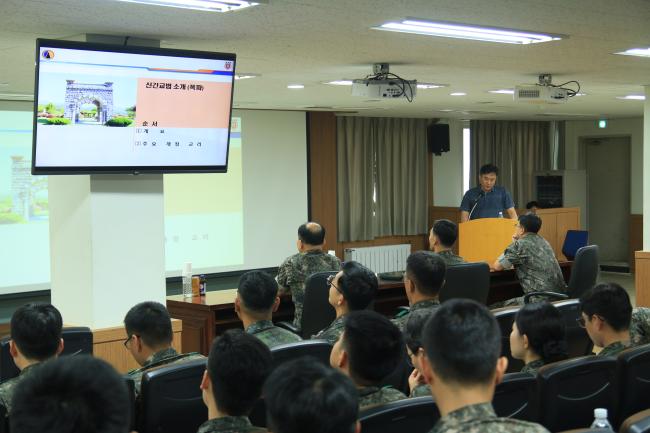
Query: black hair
405,251,446,296
338,261,378,311
10,303,62,361
479,163,499,176
404,308,435,355
123,301,173,348
518,212,542,234
342,310,403,385
10,355,130,433
238,270,278,313
515,302,568,364
298,222,326,246
580,282,632,332
208,329,272,416
432,219,458,248
264,357,358,433
526,201,540,210
423,299,501,385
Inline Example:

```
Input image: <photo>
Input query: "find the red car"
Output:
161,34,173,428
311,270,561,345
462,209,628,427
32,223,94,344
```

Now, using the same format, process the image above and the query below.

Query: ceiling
2,0,650,119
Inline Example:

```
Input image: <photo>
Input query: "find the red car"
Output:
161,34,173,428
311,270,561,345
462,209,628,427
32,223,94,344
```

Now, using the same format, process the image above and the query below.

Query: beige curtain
470,120,552,207
337,116,428,242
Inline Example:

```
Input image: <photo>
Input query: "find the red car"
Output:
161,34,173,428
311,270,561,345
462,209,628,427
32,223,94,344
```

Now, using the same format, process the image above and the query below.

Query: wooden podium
459,218,515,264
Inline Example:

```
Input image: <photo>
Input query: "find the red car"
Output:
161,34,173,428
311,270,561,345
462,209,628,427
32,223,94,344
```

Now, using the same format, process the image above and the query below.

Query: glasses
327,274,342,293
123,334,134,347
576,317,586,328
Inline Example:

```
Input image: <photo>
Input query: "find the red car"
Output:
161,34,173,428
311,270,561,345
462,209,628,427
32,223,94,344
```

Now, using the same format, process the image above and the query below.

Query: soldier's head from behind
404,251,446,305
200,329,272,418
297,222,326,251
265,357,359,433
404,309,436,376
515,212,542,239
327,261,378,316
511,301,568,365
235,270,280,323
429,219,458,250
123,301,173,366
579,282,632,348
421,299,506,406
10,355,131,433
10,302,63,370
330,310,403,387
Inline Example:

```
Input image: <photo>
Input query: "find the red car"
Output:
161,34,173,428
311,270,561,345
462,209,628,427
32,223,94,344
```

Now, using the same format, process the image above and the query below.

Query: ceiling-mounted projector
514,74,579,104
351,63,417,101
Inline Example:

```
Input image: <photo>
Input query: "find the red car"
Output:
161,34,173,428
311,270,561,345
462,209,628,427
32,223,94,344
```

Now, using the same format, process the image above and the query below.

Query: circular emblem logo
42,50,55,59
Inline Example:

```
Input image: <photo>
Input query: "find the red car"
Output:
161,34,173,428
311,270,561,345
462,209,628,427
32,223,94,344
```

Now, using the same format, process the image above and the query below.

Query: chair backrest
0,326,94,382
300,271,338,339
439,262,490,305
270,340,332,371
553,299,594,358
493,372,537,421
567,245,599,299
0,402,6,433
562,230,589,261
621,408,650,433
492,306,524,373
616,344,650,426
359,396,440,433
139,358,207,433
535,355,617,432
124,377,136,432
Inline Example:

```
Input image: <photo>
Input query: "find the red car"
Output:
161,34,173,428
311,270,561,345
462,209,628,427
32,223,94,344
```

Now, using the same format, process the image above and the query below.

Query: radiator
343,244,411,274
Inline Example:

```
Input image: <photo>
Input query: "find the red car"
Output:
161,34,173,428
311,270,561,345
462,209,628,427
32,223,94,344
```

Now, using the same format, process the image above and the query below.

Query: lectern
459,218,515,264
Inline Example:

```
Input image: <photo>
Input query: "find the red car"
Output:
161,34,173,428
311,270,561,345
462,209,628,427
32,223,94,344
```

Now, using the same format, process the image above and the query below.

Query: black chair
439,262,490,305
277,271,337,338
359,396,440,433
616,344,650,426
0,402,6,433
0,326,93,382
493,372,537,421
124,377,136,432
620,409,650,433
139,358,207,433
553,299,593,358
378,348,411,395
270,340,332,371
524,245,599,303
492,306,524,373
534,356,617,432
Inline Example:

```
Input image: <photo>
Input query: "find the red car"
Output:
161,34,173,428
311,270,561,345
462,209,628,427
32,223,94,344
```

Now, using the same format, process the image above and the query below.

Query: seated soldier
631,307,650,345
276,222,341,330
404,308,436,397
0,303,63,413
313,261,377,345
330,310,406,409
198,329,271,433
579,282,633,357
492,213,566,306
429,219,465,266
235,270,302,348
510,302,568,374
393,251,445,332
10,355,131,433
124,301,204,394
421,299,550,433
265,358,359,433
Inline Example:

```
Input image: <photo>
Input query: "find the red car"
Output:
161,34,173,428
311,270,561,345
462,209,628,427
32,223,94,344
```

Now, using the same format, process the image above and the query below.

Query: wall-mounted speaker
427,124,450,155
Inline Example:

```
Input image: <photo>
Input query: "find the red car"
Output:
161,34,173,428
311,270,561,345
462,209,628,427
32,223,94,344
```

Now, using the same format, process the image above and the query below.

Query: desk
168,262,572,355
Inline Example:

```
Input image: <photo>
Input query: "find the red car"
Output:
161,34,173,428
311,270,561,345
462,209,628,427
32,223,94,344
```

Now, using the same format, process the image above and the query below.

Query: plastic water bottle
182,262,193,298
498,211,504,218
590,408,613,429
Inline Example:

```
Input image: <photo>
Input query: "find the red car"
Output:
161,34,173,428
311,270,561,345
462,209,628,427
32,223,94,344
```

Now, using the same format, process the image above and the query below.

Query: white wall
644,88,650,249
432,119,464,207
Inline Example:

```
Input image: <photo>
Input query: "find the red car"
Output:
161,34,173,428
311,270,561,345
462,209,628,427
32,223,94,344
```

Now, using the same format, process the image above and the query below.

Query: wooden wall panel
635,251,650,307
630,214,643,272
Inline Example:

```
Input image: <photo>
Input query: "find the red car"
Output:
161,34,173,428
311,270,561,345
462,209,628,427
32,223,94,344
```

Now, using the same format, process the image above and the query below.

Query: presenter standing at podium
460,163,518,222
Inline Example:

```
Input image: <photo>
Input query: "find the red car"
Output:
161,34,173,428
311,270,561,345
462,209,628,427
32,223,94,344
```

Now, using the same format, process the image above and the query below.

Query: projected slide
34,46,233,167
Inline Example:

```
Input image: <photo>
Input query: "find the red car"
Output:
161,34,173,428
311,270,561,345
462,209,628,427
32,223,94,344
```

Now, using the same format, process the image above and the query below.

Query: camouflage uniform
496,233,567,306
410,383,431,398
126,347,205,395
429,402,550,433
312,315,345,345
630,307,650,346
245,320,301,349
0,363,38,413
597,340,630,357
520,359,545,374
438,250,465,267
197,416,266,433
392,299,440,332
358,385,407,410
276,250,341,329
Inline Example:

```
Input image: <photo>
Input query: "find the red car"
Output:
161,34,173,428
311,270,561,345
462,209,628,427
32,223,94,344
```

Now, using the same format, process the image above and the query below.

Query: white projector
352,79,418,99
514,85,569,104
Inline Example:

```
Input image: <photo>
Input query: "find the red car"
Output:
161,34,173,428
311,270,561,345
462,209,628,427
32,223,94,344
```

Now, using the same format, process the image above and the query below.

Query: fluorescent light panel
287,84,304,89
235,73,260,80
325,80,354,86
617,95,646,100
615,48,650,58
114,0,265,12
450,92,466,96
374,18,563,45
488,89,514,94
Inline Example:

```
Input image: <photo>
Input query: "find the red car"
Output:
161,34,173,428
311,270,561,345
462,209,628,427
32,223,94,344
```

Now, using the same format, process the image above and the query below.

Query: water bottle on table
182,262,193,298
590,408,613,429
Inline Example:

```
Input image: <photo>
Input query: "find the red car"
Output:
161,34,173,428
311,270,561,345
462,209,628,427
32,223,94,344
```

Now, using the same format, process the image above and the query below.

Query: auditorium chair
124,377,136,432
553,299,594,358
620,409,650,433
270,340,332,371
439,262,490,305
562,230,589,261
534,356,617,432
0,402,6,433
615,344,650,427
378,348,411,395
492,372,537,421
277,271,337,339
359,396,440,433
492,305,524,373
0,326,93,381
138,357,207,433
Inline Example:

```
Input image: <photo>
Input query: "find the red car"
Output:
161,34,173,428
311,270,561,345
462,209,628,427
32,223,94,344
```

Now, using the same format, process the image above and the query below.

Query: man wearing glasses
491,213,566,307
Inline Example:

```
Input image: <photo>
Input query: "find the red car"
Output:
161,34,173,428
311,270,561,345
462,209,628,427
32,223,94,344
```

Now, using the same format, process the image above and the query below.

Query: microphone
468,191,485,220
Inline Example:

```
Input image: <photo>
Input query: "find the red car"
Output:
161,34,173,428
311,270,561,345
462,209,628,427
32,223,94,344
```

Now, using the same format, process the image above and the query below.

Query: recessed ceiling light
616,95,646,100
373,18,564,45
114,0,266,12
615,48,650,58
488,89,514,94
575,93,587,96
235,73,260,80
287,84,305,89
450,92,467,96
325,80,354,86
0,93,34,101
0,83,9,87
417,83,447,89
